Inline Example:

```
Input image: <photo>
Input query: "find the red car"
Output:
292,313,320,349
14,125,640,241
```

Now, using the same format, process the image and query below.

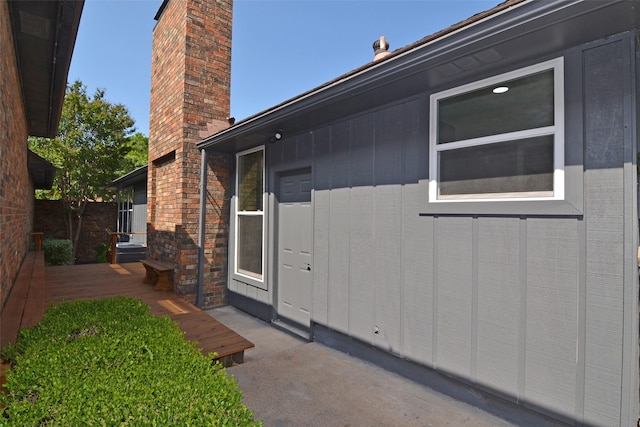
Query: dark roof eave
198,0,640,154
9,0,84,138
109,165,148,189
28,150,56,189
154,0,169,21
197,0,530,152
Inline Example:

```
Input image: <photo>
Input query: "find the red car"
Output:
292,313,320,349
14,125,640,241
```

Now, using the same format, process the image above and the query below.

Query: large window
429,58,564,202
235,148,264,281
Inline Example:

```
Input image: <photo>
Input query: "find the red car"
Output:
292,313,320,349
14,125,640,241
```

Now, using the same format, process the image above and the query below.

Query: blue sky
68,0,499,136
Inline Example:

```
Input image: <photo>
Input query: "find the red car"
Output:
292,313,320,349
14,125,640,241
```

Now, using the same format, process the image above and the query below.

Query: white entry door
277,170,313,328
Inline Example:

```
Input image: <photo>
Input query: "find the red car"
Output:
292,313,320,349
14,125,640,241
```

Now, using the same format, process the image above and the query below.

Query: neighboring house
148,0,639,425
109,166,148,263
0,1,83,310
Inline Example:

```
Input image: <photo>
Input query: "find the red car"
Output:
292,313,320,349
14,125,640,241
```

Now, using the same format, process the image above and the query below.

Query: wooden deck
0,254,254,368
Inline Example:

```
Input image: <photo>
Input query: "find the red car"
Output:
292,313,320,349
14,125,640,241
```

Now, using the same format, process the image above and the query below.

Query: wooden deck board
1,252,37,348
1,261,253,367
21,253,46,330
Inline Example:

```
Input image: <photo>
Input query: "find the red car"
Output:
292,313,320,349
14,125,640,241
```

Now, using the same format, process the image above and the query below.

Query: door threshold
272,319,311,341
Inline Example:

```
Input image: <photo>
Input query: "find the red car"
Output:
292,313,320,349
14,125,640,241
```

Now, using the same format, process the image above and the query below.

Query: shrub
0,297,260,426
96,242,108,263
41,239,73,266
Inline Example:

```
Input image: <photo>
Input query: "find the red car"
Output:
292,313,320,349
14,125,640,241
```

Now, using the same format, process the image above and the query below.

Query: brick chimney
148,0,233,307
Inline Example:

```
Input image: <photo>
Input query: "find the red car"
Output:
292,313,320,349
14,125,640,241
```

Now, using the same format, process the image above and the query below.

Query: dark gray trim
272,317,311,341
109,165,148,189
314,324,569,427
516,218,527,401
198,1,640,155
153,0,169,21
420,213,583,220
228,290,273,323
431,217,439,369
27,150,56,189
620,31,639,427
196,149,207,307
575,217,586,424
8,0,84,137
470,217,479,382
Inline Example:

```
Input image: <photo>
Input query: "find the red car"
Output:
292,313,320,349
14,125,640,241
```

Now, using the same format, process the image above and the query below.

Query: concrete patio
207,306,566,427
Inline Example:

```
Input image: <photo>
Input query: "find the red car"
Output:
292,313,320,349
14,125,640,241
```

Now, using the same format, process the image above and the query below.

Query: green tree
29,80,135,261
119,132,148,174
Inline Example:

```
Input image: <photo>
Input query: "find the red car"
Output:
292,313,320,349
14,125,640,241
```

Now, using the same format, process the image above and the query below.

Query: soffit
28,150,56,189
109,165,149,190
199,0,640,154
8,0,84,138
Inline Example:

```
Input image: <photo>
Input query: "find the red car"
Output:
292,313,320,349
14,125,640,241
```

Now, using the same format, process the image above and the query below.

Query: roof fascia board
48,0,84,137
8,0,84,138
196,0,607,151
376,0,579,75
109,165,148,188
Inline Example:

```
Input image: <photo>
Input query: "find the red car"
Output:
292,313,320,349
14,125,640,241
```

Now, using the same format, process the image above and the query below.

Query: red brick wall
149,0,185,166
32,200,117,264
0,1,34,312
149,0,233,307
201,154,232,307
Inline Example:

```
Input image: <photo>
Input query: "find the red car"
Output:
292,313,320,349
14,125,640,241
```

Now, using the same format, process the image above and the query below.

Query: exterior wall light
270,130,283,143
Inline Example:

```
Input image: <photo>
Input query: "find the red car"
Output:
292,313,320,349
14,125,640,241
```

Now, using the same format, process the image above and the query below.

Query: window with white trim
235,148,264,281
429,58,564,202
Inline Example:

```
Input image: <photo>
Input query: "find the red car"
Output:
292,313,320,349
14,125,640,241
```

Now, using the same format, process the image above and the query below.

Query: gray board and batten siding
222,30,639,427
131,184,147,245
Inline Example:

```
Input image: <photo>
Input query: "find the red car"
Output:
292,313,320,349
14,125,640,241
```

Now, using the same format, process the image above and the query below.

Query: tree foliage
28,80,137,260
120,132,149,174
